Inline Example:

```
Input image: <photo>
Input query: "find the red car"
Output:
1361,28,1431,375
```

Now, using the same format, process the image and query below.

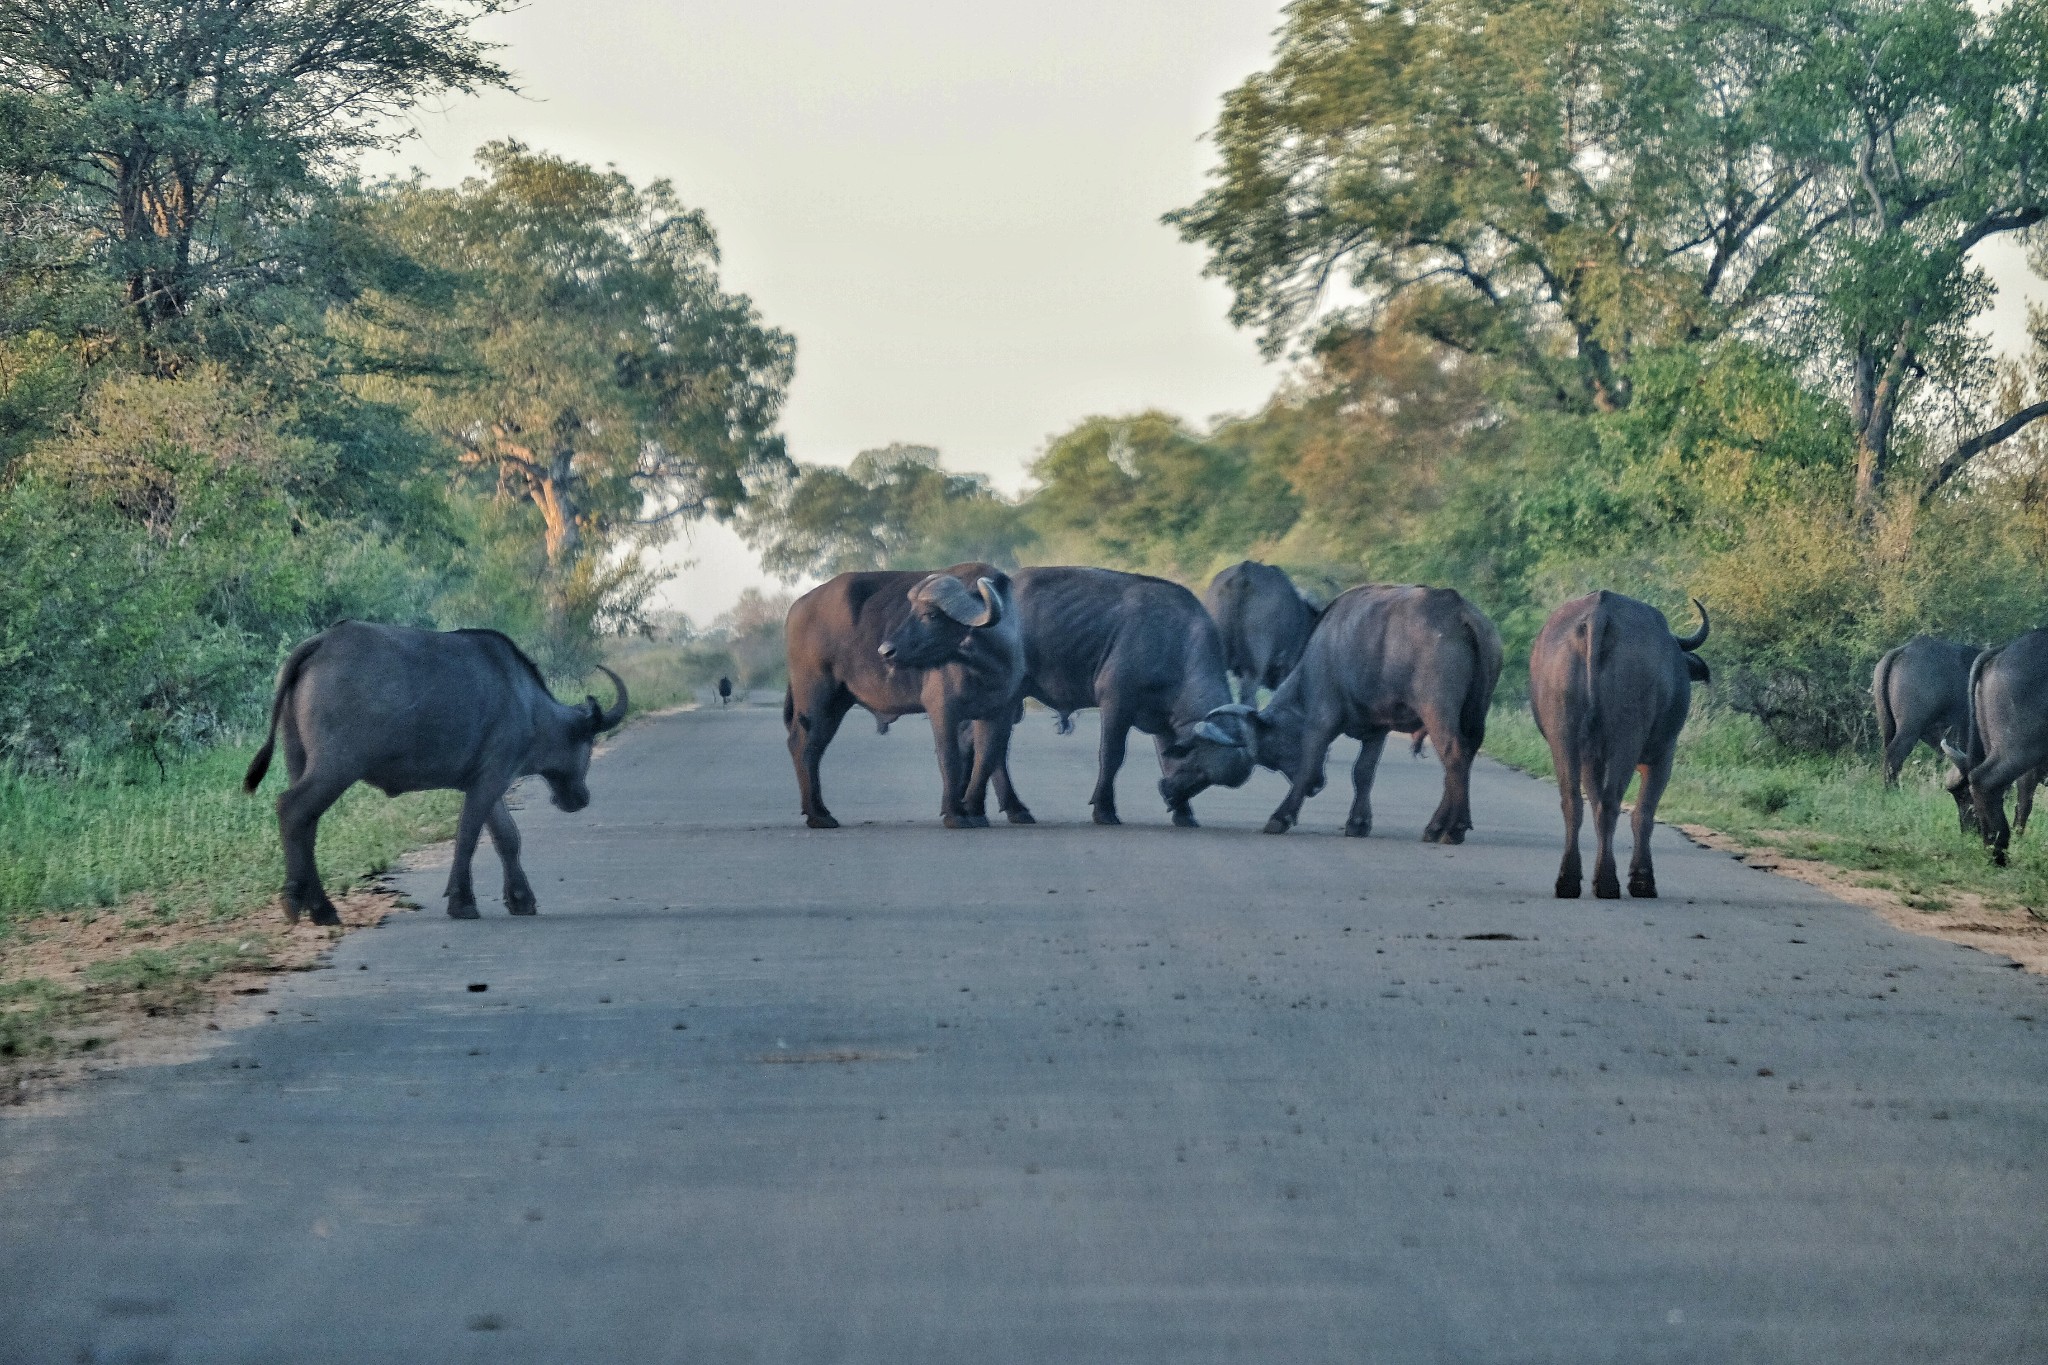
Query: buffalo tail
243,636,322,792
1872,647,1899,752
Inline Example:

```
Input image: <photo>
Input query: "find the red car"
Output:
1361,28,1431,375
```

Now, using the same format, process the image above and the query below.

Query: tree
741,444,1035,581
1168,0,2048,515
1166,0,1844,412
1026,412,1297,579
365,143,796,653
0,0,513,344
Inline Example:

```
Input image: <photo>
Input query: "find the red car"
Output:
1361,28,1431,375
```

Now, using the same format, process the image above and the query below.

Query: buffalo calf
1530,592,1707,899
244,623,626,923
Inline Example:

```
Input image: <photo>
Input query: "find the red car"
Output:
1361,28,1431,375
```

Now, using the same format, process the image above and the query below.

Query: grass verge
1,743,459,1067
1484,702,2048,918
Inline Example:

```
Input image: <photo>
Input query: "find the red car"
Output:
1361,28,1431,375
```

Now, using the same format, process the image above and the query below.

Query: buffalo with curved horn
244,622,628,922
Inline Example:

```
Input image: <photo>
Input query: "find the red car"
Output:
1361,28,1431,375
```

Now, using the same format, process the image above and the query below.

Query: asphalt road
4,705,2046,1363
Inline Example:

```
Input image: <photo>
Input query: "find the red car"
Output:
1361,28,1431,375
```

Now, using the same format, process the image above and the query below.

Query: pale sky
364,0,1292,621
365,0,2046,623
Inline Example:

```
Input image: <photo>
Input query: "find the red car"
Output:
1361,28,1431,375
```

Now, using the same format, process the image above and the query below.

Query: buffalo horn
1676,598,1710,651
925,573,1002,628
593,665,629,732
1193,719,1241,746
1206,703,1258,719
1940,737,1970,770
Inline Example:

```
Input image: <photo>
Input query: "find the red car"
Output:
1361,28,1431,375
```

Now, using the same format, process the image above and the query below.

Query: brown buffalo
783,564,1024,829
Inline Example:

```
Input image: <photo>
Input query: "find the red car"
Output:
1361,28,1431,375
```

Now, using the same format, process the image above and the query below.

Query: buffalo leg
2017,769,2039,839
1627,755,1673,898
1091,705,1132,825
1881,728,1919,789
787,684,852,829
1265,720,1337,834
1553,754,1585,899
275,771,352,926
1422,731,1475,845
445,785,508,919
929,705,979,829
487,800,537,915
1343,731,1390,837
1969,753,2033,866
964,718,1020,826
1589,758,1627,899
988,757,1035,824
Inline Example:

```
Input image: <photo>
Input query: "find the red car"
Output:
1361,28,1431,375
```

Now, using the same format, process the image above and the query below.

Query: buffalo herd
247,567,2042,920
779,561,1711,903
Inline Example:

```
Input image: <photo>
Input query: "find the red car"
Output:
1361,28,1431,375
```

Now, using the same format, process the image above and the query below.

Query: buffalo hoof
1441,828,1467,846
1555,878,1581,899
806,813,840,830
446,898,480,920
1344,820,1370,838
1170,807,1199,829
1092,807,1121,827
941,813,976,830
281,902,302,926
1628,875,1657,899
1593,877,1621,900
506,894,539,916
310,903,342,928
1263,815,1293,835
1006,808,1037,825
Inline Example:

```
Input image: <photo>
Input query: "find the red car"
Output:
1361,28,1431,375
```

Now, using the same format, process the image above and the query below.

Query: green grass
1483,703,2048,916
0,743,459,931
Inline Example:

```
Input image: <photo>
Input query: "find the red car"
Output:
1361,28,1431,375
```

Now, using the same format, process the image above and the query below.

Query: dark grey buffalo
783,564,1023,829
1876,635,2036,834
1204,560,1320,701
243,622,627,924
987,566,1256,827
1232,584,1502,843
1942,629,2048,865
1529,591,1708,899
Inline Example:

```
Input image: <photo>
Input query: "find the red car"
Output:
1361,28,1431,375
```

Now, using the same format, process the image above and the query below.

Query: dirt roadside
1674,823,2048,974
0,885,419,1111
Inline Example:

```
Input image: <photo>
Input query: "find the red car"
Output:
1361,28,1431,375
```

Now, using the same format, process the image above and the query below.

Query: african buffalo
1876,635,2036,835
243,622,627,924
987,566,1256,827
1232,584,1502,843
783,564,1023,829
1530,591,1708,899
1204,560,1320,701
1941,629,2048,866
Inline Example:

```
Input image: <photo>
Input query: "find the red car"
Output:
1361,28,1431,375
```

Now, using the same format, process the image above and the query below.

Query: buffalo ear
1684,653,1711,684
583,695,605,737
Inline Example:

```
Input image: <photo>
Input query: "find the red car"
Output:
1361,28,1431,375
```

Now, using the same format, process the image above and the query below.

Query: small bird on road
718,676,733,706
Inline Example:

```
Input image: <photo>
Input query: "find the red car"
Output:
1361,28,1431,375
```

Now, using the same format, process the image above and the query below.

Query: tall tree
0,0,513,346
740,444,1035,580
366,143,795,649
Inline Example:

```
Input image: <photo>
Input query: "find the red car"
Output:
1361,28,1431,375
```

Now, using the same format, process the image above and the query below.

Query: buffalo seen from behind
1530,592,1709,900
1942,628,2048,866
1204,560,1320,702
783,564,1023,829
988,566,1258,827
244,622,627,923
1874,634,2036,837
1211,584,1501,843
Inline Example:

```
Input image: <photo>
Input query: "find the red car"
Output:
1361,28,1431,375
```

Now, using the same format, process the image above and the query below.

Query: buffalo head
541,665,628,812
878,574,1005,670
1162,702,1260,800
1940,736,1981,833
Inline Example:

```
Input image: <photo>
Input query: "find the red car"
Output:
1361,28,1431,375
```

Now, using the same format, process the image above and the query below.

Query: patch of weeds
1739,778,1799,817
0,978,81,1059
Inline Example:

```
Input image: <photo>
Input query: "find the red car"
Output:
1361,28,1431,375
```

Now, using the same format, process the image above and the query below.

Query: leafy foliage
742,444,1034,580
